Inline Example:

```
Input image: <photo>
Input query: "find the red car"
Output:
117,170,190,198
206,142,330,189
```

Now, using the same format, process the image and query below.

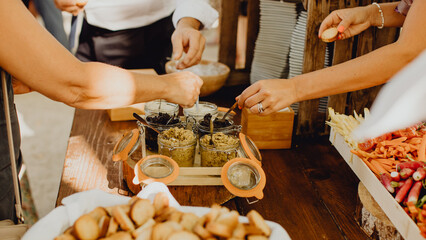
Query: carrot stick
360,157,380,176
383,137,408,145
381,164,395,173
375,158,396,165
419,134,426,162
371,160,389,175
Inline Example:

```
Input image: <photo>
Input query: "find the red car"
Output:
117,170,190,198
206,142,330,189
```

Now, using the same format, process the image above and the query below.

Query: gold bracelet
372,2,384,29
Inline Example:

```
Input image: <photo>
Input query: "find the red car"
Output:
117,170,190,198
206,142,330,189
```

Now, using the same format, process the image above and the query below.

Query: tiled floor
15,92,74,218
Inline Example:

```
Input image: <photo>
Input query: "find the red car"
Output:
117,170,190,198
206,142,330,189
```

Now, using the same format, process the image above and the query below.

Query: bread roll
168,231,200,240
73,214,100,240
247,210,271,237
130,198,155,226
321,27,338,42
111,206,135,231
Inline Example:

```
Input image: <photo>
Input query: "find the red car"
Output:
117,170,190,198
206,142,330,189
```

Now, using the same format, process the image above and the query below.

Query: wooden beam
219,0,240,69
245,0,260,71
327,0,359,118
347,0,399,115
225,69,251,86
296,0,331,136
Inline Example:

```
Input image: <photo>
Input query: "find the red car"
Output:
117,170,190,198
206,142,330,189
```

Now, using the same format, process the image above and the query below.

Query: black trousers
76,14,174,74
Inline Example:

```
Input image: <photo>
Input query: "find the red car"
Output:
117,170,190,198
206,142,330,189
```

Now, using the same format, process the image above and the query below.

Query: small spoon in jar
133,113,160,134
166,113,176,125
209,118,215,146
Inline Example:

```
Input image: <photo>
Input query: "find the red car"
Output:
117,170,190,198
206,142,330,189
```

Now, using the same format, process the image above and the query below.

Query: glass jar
142,113,182,152
158,127,197,167
183,101,218,122
144,99,179,116
197,119,242,139
199,133,239,167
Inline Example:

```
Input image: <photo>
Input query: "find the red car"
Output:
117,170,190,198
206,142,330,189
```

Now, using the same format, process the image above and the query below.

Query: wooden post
327,0,359,119
297,0,331,136
347,0,399,115
245,0,260,71
219,0,240,69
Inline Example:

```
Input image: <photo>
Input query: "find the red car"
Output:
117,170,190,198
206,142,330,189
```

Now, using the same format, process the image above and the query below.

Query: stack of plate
250,0,297,84
288,10,330,114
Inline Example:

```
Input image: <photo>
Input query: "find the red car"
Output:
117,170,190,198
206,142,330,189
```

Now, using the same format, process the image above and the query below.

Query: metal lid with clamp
220,132,266,201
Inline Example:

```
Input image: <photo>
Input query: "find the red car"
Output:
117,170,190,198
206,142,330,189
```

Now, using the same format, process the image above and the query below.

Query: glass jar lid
133,155,179,185
144,99,179,116
238,133,262,165
112,129,142,162
221,158,266,199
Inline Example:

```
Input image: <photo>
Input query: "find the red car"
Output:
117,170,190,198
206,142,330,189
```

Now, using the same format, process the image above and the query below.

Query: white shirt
84,0,218,31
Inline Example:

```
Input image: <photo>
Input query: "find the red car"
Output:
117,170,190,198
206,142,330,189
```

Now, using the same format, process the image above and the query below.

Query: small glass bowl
227,162,260,190
183,101,218,122
140,156,174,179
144,100,179,116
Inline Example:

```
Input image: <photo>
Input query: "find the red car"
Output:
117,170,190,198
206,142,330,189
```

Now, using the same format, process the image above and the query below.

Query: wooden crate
330,128,424,240
241,107,294,149
107,69,157,121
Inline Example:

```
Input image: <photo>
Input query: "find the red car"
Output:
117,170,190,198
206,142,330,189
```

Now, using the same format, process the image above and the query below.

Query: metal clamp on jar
112,128,146,193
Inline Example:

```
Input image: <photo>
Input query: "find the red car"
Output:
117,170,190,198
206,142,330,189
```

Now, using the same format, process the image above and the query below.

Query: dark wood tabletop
56,86,369,240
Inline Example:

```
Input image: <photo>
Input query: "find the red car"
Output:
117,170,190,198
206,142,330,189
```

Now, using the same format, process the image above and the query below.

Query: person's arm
238,0,426,115
171,0,218,69
318,2,405,40
0,0,202,109
172,17,206,69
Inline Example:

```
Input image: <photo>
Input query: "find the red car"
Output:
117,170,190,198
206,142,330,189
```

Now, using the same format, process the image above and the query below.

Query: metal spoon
133,113,160,134
166,113,176,125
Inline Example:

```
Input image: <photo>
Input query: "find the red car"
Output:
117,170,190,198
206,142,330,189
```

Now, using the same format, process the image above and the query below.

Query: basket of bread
22,183,290,240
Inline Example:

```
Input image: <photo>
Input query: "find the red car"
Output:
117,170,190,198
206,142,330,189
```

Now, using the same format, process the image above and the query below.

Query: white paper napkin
353,50,426,140
22,184,176,240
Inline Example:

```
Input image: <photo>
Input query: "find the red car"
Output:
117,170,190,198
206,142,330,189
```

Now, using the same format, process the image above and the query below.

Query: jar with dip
183,101,218,122
157,127,197,167
114,127,266,201
132,132,266,201
199,132,239,167
197,113,242,139
142,113,182,152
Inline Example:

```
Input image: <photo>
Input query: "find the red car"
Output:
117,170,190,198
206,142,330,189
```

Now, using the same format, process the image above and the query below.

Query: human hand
319,5,377,40
12,77,32,94
54,0,88,16
172,17,206,70
236,79,298,115
161,72,203,108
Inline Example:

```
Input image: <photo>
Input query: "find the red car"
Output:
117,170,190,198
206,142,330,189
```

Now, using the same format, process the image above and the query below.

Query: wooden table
56,86,369,239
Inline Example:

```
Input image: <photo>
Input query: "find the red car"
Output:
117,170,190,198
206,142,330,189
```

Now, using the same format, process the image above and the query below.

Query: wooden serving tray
121,139,244,194
330,128,423,240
